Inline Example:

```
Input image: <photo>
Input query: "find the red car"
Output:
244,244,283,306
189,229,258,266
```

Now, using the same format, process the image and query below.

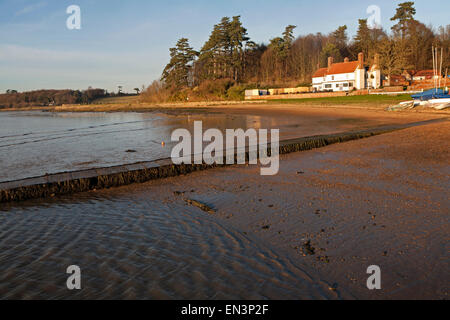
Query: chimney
328,57,334,71
344,57,349,63
374,53,380,65
371,53,380,71
358,52,364,69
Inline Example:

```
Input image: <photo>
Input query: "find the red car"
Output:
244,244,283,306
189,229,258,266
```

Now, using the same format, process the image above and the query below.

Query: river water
0,110,381,183
0,109,391,299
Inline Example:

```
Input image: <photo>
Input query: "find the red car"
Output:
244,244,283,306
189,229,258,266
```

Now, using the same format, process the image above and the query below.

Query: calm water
0,109,382,299
0,110,378,182
0,188,332,299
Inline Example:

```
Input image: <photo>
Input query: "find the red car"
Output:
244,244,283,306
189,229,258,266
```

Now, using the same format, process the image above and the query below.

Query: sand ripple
0,192,331,299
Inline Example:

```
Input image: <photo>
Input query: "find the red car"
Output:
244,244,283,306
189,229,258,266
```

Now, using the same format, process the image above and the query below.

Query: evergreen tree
197,16,250,81
142,3,448,103
267,25,297,79
282,25,297,50
391,1,417,40
354,19,371,58
229,16,250,81
330,25,349,59
319,42,342,66
161,38,198,89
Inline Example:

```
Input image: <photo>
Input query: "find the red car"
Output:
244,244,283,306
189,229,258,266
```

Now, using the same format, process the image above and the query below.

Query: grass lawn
91,95,140,105
267,94,412,107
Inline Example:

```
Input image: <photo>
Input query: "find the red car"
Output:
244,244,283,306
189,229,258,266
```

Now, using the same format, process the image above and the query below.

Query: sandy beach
96,117,449,299
0,104,448,299
1,0,449,306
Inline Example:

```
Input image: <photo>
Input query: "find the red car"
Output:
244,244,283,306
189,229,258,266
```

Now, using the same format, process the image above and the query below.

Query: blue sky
1,0,449,93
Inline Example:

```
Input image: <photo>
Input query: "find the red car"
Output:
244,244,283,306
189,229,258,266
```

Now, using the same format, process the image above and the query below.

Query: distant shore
1,93,449,115
2,102,449,116
0,100,266,113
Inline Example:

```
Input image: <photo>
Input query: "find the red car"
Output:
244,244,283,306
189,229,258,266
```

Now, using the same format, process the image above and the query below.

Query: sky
0,0,449,93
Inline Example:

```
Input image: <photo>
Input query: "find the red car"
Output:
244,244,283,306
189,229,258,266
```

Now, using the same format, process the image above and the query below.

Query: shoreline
0,100,266,113
1,104,448,203
0,106,448,299
0,123,419,203
2,101,449,117
114,119,448,299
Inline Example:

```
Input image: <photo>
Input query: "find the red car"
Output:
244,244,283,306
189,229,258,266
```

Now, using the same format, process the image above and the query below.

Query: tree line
145,1,449,102
0,88,108,109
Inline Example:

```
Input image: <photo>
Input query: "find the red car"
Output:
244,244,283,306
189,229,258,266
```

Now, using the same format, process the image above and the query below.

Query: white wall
325,73,355,82
355,69,366,90
368,70,381,89
313,72,356,92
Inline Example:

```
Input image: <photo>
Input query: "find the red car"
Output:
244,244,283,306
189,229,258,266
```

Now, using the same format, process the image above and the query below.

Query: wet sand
1,105,447,183
0,106,448,299
83,119,448,299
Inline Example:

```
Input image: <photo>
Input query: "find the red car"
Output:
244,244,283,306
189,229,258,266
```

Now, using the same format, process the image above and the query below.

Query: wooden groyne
0,119,446,203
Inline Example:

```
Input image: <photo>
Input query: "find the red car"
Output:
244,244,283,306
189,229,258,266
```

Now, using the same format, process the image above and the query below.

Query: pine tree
161,38,198,89
354,19,371,58
319,42,342,66
198,16,250,81
267,25,296,80
330,25,349,59
391,1,416,40
229,16,250,81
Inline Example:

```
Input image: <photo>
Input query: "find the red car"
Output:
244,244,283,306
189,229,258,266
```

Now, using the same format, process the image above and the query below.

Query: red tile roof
414,70,436,77
312,61,360,78
312,68,328,78
327,61,360,75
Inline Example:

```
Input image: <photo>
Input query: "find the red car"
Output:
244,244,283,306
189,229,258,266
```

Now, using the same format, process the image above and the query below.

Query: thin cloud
15,1,48,17
0,44,151,65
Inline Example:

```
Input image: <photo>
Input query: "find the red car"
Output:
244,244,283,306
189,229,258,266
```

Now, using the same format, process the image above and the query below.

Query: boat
411,89,450,110
411,88,449,101
427,98,450,110
387,46,450,111
386,101,416,111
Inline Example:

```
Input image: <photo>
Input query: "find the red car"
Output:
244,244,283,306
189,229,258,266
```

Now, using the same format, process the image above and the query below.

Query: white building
412,70,440,81
368,54,382,89
245,89,269,97
312,53,381,92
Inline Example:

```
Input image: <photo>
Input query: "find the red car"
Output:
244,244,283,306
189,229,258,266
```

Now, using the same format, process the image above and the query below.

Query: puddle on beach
1,110,387,183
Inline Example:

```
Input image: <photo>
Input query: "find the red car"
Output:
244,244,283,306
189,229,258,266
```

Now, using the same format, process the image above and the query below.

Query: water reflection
0,110,378,182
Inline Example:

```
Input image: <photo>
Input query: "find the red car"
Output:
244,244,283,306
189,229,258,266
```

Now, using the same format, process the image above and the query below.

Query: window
343,83,349,87
332,76,335,80
324,84,332,89
349,82,354,87
336,84,339,88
